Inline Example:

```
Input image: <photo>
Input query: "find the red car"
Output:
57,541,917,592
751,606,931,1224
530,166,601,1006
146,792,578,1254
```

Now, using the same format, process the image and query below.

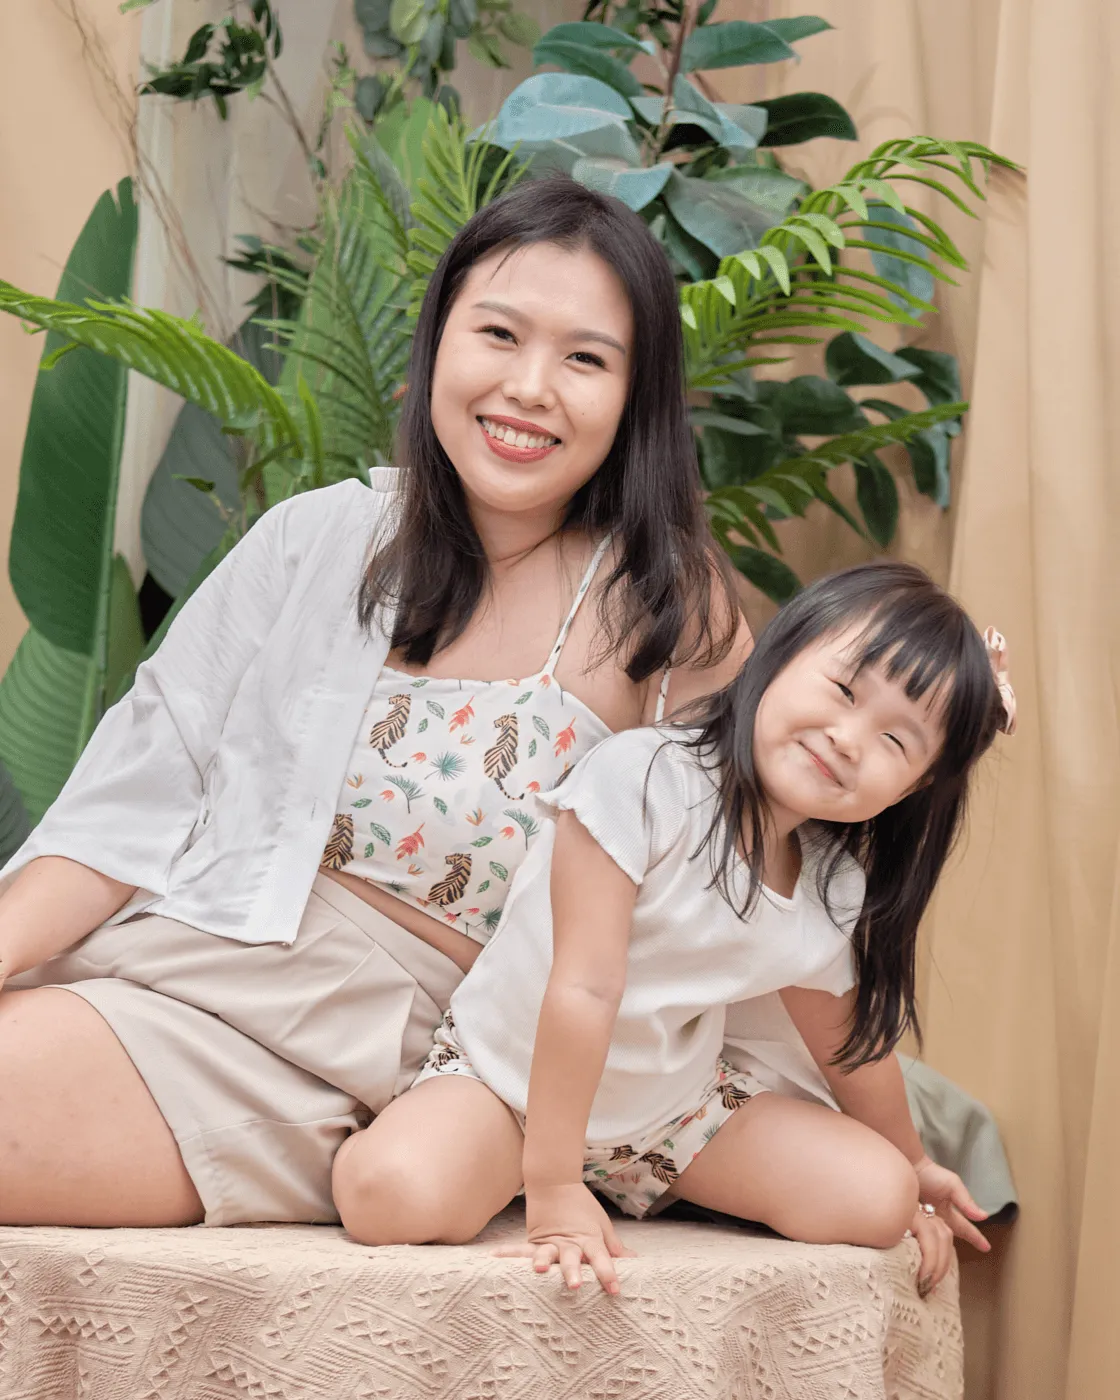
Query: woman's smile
477,414,562,462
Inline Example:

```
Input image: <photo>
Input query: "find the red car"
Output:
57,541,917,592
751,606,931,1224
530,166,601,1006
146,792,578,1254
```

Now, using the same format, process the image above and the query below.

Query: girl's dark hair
687,561,1005,1070
359,174,736,678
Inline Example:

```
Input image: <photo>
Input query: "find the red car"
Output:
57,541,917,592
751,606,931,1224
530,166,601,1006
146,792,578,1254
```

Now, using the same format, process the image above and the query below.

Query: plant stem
655,0,701,159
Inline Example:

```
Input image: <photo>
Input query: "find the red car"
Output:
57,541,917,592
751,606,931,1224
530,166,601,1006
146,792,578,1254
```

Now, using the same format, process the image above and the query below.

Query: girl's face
429,241,633,526
753,624,947,828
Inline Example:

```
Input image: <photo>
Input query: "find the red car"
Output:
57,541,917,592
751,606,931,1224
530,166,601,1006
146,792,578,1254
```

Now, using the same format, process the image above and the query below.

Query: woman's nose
502,350,555,410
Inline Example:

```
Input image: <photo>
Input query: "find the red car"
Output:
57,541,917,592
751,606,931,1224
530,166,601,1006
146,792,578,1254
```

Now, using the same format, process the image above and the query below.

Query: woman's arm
517,810,638,1291
0,856,137,982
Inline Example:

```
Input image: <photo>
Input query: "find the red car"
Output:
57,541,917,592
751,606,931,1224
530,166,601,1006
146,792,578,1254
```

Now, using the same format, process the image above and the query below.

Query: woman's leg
669,1093,917,1249
333,1075,524,1246
0,988,204,1226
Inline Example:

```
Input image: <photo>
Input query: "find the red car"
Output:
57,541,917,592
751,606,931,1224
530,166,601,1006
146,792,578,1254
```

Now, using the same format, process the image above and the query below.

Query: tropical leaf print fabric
320,535,615,945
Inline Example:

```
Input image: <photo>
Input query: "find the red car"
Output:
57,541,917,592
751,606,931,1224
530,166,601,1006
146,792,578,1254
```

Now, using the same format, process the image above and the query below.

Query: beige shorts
10,874,461,1226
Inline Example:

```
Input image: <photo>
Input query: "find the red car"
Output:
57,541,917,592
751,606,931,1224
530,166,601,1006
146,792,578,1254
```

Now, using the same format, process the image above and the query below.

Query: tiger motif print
427,852,472,907
368,693,411,767
484,713,523,799
321,813,354,871
609,1145,636,1163
637,1149,680,1185
719,1081,752,1111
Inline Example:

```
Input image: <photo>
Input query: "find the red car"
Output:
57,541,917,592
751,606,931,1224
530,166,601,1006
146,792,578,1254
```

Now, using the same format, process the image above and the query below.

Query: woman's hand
494,1183,635,1295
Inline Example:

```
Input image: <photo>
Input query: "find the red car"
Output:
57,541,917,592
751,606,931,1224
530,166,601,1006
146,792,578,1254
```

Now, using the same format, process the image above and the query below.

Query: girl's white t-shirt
447,725,866,1146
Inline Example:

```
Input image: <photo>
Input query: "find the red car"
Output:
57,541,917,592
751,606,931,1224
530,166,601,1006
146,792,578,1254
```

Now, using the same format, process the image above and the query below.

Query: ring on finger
919,1202,936,1218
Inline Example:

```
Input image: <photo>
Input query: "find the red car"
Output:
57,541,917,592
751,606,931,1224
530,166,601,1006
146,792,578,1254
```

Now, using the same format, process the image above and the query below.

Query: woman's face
429,241,633,526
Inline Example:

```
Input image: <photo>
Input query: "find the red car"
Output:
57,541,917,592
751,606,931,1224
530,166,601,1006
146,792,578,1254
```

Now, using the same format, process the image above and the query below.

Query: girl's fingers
586,1241,621,1295
951,1183,989,1221
604,1223,637,1259
947,1203,990,1253
559,1242,585,1290
533,1242,560,1274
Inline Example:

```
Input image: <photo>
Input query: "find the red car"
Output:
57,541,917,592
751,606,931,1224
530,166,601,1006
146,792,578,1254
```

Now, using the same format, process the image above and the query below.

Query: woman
0,177,748,1228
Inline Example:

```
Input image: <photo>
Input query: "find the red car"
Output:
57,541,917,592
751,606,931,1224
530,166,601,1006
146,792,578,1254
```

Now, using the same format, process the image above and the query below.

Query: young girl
336,561,1013,1297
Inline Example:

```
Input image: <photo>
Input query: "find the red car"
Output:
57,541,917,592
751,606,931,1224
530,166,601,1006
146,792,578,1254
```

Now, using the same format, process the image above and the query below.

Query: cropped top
321,537,669,944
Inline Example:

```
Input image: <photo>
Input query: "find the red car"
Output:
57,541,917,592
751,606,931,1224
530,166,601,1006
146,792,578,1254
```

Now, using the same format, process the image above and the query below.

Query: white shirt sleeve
536,727,688,884
790,849,864,997
2,484,358,895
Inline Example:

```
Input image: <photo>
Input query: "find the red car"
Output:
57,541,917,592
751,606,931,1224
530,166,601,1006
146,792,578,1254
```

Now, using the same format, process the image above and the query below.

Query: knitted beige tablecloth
0,1208,962,1400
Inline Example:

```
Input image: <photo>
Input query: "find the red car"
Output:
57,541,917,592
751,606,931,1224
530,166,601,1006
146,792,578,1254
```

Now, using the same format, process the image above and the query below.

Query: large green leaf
141,318,274,598
825,331,922,386
0,761,32,868
664,170,778,257
764,376,868,435
533,22,648,55
756,92,857,146
724,543,801,604
571,158,672,211
493,73,632,145
0,629,89,824
865,202,936,305
533,38,643,97
853,453,899,546
9,179,137,654
680,21,797,72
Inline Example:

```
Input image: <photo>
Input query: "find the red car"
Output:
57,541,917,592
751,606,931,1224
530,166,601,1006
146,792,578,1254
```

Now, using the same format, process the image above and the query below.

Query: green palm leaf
681,137,1019,392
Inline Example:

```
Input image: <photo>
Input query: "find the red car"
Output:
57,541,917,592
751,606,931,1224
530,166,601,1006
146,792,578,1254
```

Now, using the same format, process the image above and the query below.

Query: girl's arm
781,985,989,1253
519,809,638,1290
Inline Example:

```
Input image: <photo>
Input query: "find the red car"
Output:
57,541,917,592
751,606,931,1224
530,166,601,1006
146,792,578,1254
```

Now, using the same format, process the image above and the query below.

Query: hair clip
983,627,1017,736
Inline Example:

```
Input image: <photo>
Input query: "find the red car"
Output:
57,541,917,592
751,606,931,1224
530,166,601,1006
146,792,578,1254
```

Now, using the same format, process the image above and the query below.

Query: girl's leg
669,1093,917,1249
0,988,204,1225
333,1075,524,1246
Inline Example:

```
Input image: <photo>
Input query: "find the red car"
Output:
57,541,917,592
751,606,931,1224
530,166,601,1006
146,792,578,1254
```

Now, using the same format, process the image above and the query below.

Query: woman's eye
571,350,606,368
834,681,855,702
481,324,515,343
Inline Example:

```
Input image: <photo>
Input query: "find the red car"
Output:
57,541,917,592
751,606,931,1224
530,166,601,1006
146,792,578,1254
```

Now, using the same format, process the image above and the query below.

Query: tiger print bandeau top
321,538,617,946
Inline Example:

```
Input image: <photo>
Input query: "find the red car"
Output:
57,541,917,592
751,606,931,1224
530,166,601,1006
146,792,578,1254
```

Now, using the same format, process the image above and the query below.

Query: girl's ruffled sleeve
536,727,688,885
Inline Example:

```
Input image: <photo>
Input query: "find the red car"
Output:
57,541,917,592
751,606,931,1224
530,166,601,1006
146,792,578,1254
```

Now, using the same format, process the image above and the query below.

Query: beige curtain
725,3,1120,1397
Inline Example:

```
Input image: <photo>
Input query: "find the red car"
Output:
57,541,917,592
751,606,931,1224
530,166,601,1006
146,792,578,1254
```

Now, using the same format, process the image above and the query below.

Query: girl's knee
854,1148,919,1249
332,1132,479,1246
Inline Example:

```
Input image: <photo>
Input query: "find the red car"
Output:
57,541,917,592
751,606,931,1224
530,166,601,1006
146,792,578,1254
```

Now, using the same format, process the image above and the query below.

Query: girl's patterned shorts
414,1011,767,1219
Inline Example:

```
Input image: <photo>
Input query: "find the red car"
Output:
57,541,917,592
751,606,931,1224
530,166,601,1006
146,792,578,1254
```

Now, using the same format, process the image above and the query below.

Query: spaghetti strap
543,535,613,673
654,666,672,722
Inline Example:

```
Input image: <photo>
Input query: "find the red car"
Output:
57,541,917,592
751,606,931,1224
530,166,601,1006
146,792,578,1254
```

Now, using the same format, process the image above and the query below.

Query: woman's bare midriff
319,866,482,975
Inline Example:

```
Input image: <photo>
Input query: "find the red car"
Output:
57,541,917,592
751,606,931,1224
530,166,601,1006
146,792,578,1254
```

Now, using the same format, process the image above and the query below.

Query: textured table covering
0,1207,962,1400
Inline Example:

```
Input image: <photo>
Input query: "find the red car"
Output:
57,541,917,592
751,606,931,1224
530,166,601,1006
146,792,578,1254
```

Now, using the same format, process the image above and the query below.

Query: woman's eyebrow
471,298,627,356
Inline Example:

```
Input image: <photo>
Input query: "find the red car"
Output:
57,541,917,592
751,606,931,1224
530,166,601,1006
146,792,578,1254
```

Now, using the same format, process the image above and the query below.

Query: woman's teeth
480,418,558,450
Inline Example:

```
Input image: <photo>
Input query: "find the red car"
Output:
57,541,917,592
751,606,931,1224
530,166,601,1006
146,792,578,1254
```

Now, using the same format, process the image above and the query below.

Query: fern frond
681,136,1017,392
405,107,528,316
0,284,300,460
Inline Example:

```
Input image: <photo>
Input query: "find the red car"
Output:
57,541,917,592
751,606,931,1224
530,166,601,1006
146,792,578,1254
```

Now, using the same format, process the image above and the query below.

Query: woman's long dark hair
685,561,1006,1070
359,175,737,678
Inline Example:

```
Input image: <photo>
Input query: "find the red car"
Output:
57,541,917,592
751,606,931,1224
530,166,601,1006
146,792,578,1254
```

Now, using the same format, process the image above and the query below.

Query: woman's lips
478,420,561,463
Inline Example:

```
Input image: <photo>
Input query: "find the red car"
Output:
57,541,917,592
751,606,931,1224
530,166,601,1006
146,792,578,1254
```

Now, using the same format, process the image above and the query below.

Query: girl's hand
913,1157,990,1253
493,1183,636,1295
908,1202,957,1298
